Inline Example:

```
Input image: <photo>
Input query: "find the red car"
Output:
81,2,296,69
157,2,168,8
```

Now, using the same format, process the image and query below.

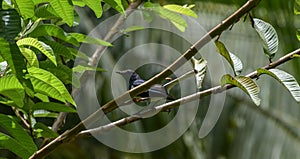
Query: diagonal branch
32,0,143,158
77,0,263,131
51,0,143,132
78,48,300,137
30,0,262,158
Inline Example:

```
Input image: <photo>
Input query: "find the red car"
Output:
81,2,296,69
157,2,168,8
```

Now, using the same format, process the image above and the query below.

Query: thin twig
78,0,263,129
51,0,143,133
163,70,194,91
98,0,262,113
29,1,262,158
13,108,30,129
78,48,300,137
72,0,143,98
51,102,71,132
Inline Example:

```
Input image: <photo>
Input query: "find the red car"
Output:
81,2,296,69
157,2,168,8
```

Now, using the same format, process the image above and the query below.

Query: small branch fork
51,0,143,132
78,48,300,137
30,0,264,158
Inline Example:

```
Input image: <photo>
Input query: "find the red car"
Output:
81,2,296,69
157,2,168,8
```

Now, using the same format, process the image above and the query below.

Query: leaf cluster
215,18,300,106
0,0,200,158
0,0,114,158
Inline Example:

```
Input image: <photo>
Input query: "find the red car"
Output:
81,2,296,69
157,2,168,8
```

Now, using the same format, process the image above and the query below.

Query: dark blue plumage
116,69,173,100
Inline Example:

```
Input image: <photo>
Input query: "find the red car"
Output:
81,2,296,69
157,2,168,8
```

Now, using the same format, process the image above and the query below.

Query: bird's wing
148,84,168,98
131,79,145,89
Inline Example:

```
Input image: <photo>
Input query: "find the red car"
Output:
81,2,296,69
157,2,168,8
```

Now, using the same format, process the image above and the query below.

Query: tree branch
30,0,262,158
31,1,143,158
75,0,263,131
13,107,30,129
50,0,143,133
78,48,300,137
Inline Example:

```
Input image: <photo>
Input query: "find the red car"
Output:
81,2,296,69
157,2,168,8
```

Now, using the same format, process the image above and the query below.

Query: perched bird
116,69,174,101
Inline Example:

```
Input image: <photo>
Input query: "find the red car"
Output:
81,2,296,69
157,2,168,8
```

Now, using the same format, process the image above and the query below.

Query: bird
116,69,174,102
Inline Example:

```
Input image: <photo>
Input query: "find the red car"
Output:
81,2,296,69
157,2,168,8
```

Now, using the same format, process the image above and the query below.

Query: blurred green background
46,0,300,159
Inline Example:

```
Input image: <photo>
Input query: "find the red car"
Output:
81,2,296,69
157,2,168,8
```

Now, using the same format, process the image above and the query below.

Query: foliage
143,2,197,32
0,0,299,158
191,56,207,89
215,40,243,75
0,0,200,158
0,0,113,157
253,18,279,62
221,74,261,106
257,68,300,102
0,114,37,159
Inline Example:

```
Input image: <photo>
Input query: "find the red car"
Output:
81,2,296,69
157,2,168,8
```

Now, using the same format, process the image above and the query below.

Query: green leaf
43,40,74,60
20,18,43,38
17,37,57,66
40,61,74,86
164,56,207,91
0,132,33,159
163,4,198,18
49,0,74,26
253,18,279,61
215,41,243,75
27,67,76,106
103,0,125,15
35,93,50,102
29,24,79,46
69,48,90,61
215,41,239,75
2,0,12,9
0,75,25,107
0,40,33,94
229,52,243,75
19,48,39,67
32,102,76,112
34,4,61,19
32,0,48,5
0,96,16,107
33,110,58,118
0,114,37,158
0,9,21,41
297,30,300,42
13,0,35,19
8,42,28,81
73,0,86,7
295,0,300,15
143,2,154,8
69,33,112,46
0,39,26,82
221,74,260,105
122,26,145,33
34,122,59,138
257,68,300,102
0,38,10,61
82,0,102,18
154,7,187,32
170,21,186,32
191,56,207,89
73,65,106,74
183,4,195,9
